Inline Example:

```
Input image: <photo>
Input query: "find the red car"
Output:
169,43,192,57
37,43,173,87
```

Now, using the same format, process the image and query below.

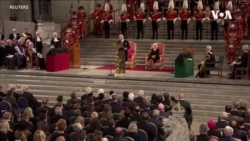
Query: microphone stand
108,61,114,76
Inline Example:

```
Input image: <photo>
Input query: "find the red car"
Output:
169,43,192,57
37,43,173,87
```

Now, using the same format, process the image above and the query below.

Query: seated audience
196,123,209,141
124,122,141,141
50,119,69,141
110,127,126,141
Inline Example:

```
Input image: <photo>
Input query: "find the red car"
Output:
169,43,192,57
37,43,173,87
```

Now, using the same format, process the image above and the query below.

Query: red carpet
97,65,174,72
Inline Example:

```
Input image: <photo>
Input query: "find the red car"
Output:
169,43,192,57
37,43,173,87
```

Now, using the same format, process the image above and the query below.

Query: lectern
68,42,81,69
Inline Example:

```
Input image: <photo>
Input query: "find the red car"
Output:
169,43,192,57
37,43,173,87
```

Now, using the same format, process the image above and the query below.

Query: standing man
102,5,113,39
9,28,20,41
210,2,219,40
134,7,146,39
164,0,177,40
179,0,191,40
33,31,43,54
117,34,130,74
194,0,205,40
119,3,130,38
179,93,193,130
149,1,161,39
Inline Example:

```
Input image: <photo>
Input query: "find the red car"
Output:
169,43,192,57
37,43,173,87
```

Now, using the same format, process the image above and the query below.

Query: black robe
50,38,62,48
33,36,43,53
0,45,7,66
148,48,160,63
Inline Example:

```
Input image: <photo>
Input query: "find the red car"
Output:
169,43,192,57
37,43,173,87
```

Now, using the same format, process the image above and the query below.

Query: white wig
98,88,104,94
128,93,135,101
140,2,145,11
226,1,233,10
214,1,219,10
104,3,110,12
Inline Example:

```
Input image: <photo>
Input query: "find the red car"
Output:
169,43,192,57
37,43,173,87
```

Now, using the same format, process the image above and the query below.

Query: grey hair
224,126,233,137
21,85,29,92
128,122,138,133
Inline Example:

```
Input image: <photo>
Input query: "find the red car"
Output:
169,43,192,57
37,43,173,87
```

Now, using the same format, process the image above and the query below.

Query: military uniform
102,12,113,39
180,10,191,40
195,10,205,40
77,7,87,39
149,11,161,39
165,10,177,39
135,10,146,39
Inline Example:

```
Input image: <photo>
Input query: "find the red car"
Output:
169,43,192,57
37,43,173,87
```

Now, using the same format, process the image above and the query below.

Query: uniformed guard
102,4,113,39
148,1,161,39
164,0,177,39
194,0,205,40
119,3,130,38
134,7,146,39
179,0,191,40
210,2,219,40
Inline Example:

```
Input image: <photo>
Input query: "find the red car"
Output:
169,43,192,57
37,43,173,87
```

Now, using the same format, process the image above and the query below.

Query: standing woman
50,32,62,48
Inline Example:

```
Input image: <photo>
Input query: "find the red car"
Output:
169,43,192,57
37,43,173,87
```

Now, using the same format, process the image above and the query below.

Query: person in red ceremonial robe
102,5,113,39
119,3,130,38
148,1,161,39
93,4,104,35
69,19,79,37
163,0,177,40
134,7,146,39
70,11,77,22
63,28,75,48
104,0,113,14
77,6,87,39
225,23,241,64
246,2,250,38
179,0,191,40
194,0,205,40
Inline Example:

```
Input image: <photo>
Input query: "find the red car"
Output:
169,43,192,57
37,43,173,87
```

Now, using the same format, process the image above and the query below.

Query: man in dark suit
148,109,163,130
219,126,237,141
33,31,43,53
9,28,20,41
110,127,127,141
216,112,229,129
130,105,142,122
196,123,209,141
110,96,124,113
137,112,156,141
179,93,193,129
21,85,40,110
0,85,6,97
117,34,130,73
115,109,131,128
4,90,19,109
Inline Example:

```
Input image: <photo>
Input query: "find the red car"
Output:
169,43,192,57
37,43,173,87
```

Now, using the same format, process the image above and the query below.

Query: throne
145,42,165,70
126,41,137,68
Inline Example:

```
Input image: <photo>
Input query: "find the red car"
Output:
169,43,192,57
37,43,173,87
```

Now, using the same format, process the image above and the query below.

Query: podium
46,53,70,72
175,59,194,78
68,42,81,69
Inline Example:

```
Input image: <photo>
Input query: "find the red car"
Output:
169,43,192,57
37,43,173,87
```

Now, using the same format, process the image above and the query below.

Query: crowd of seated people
0,84,195,141
0,28,64,70
194,99,250,141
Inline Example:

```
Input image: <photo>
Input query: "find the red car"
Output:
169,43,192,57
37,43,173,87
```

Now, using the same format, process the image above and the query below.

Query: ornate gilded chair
126,41,137,68
145,42,165,70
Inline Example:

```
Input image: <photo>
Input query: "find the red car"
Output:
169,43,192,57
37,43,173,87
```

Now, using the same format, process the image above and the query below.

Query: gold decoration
112,42,123,74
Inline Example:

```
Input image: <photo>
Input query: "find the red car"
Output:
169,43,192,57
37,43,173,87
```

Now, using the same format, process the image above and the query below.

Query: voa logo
211,10,232,20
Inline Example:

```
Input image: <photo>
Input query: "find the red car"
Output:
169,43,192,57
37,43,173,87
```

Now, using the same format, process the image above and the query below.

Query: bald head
114,127,124,137
179,93,185,100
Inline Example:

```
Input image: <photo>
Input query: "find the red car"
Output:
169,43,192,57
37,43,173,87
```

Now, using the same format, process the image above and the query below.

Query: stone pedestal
37,22,61,41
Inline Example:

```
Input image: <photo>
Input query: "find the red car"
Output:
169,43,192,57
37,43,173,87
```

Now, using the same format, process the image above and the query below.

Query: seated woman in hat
147,43,160,69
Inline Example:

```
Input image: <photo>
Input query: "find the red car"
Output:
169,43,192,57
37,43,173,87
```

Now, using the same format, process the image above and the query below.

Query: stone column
38,0,52,22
